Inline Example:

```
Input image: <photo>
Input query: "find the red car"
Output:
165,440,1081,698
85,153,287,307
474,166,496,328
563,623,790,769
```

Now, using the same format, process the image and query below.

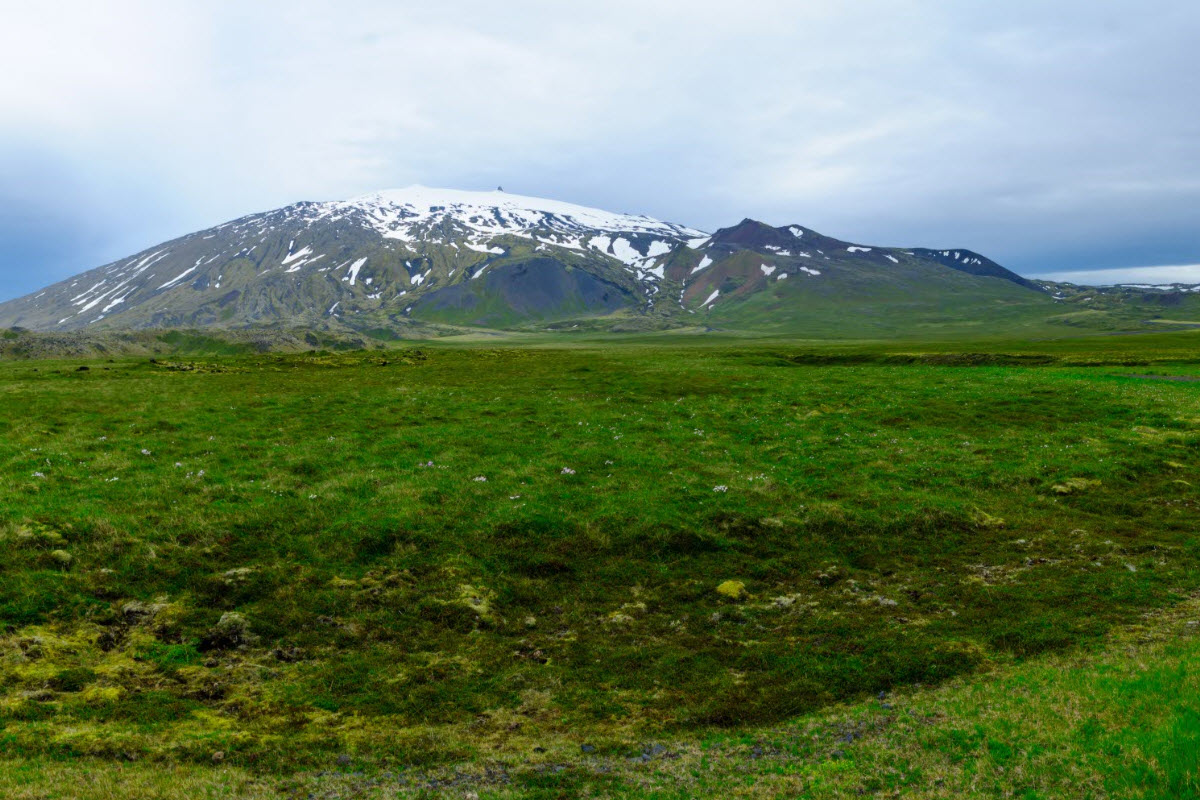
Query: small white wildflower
174,462,183,468
140,449,151,455
308,494,317,499
32,472,46,478
98,436,107,441
604,460,614,465
106,477,119,482
713,485,728,493
473,476,487,482
509,495,522,500
327,436,335,442
561,467,576,475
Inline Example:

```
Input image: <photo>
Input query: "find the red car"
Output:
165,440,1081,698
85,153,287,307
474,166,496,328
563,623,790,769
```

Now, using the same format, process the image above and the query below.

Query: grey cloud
0,0,1197,300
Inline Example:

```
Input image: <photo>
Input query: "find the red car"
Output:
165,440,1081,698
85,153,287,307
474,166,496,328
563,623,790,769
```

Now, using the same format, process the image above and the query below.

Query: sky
1,0,1198,300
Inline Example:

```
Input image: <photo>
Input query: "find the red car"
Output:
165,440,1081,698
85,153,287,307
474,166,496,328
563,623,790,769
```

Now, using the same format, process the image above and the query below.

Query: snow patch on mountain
610,238,643,266
465,242,505,255
158,266,196,289
345,258,368,285
282,245,314,265
645,241,672,259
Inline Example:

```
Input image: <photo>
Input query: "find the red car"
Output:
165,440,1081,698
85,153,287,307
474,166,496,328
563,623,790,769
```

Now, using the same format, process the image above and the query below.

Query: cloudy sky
1,0,1197,300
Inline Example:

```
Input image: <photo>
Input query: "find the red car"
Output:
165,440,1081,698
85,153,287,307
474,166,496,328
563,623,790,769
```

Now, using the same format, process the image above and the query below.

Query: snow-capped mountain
0,186,1044,333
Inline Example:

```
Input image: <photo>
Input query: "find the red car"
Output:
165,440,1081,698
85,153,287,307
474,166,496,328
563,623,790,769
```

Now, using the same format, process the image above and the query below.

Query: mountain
0,187,1049,335
1028,279,1200,333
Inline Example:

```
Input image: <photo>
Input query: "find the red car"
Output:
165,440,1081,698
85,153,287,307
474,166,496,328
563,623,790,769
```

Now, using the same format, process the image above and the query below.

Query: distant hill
0,186,1074,336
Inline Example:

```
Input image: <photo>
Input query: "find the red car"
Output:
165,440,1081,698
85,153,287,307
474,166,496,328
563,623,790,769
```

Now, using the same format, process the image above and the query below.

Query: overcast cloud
1,0,1197,300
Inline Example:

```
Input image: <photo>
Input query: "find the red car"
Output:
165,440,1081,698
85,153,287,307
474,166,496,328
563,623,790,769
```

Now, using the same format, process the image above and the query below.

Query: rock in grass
716,580,747,600
971,510,1006,528
199,612,256,652
1051,478,1101,494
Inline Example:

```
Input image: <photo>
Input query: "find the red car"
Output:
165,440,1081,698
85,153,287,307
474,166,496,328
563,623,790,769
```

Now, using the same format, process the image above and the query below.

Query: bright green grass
0,340,1198,781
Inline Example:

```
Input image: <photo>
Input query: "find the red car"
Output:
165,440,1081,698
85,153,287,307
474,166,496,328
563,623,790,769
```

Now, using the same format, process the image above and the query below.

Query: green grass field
2,331,1198,797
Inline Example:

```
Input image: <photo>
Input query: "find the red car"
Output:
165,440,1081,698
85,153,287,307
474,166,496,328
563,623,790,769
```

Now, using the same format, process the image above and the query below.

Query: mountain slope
0,187,703,332
658,219,1055,336
0,187,1049,334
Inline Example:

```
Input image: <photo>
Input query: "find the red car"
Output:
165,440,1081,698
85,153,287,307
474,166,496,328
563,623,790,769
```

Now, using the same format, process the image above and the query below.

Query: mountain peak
328,186,705,239
709,218,817,251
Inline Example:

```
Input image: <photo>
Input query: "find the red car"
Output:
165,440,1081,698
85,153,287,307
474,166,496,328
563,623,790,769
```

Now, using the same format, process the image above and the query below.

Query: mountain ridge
0,186,1048,334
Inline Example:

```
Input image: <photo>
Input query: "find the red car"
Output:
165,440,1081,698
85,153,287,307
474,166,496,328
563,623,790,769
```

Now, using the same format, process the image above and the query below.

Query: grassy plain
1,330,1198,796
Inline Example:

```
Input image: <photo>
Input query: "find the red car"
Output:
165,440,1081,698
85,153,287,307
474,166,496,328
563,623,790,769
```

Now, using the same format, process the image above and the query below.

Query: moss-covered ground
1,332,1198,796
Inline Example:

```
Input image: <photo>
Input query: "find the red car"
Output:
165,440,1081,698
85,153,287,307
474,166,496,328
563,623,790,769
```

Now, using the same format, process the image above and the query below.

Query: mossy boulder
199,612,256,652
716,580,747,600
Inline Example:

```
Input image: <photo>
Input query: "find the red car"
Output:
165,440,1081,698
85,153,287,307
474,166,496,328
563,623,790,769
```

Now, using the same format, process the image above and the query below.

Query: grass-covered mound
0,339,1197,781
